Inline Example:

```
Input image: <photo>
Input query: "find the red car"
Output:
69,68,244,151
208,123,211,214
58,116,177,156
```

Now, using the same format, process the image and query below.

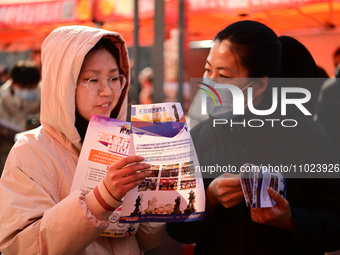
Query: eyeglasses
79,74,126,95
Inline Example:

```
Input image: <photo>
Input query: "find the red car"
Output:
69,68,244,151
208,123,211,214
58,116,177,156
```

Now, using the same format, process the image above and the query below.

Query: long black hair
278,35,319,116
214,20,282,78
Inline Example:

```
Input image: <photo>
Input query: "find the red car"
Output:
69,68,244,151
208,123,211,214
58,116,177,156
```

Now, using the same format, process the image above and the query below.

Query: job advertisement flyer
70,114,138,238
119,102,205,223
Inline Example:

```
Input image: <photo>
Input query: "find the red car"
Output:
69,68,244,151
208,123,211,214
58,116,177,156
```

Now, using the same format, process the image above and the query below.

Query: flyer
119,102,206,223
70,114,138,238
240,163,287,208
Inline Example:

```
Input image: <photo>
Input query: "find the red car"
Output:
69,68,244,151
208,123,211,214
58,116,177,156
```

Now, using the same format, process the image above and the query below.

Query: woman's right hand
103,155,151,201
206,173,243,209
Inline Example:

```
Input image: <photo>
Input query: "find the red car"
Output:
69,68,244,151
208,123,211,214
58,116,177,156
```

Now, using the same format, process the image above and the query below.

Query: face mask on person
205,79,254,119
14,88,39,102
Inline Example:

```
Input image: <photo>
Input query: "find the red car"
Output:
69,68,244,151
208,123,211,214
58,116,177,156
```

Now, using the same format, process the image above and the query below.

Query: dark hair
279,36,318,78
86,38,120,69
317,66,329,78
214,20,281,78
334,47,340,58
10,60,40,88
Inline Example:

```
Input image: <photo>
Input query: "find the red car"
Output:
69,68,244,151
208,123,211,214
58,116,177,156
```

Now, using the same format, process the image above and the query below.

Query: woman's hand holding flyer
104,155,152,201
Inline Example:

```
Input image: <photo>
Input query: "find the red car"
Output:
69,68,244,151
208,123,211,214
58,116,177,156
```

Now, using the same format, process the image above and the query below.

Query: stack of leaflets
240,163,287,208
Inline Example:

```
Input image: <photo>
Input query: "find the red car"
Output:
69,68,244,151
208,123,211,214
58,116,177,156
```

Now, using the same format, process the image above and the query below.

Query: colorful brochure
119,102,205,223
70,114,137,238
71,102,205,236
240,163,287,208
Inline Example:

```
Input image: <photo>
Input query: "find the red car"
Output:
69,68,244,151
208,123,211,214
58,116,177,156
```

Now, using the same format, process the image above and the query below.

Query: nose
99,78,112,96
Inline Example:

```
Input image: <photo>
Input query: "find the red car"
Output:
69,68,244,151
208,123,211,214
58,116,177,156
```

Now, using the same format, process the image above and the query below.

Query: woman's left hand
250,187,295,231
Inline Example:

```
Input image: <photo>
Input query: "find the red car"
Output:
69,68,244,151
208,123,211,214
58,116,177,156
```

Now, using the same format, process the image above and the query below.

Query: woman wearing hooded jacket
0,26,164,254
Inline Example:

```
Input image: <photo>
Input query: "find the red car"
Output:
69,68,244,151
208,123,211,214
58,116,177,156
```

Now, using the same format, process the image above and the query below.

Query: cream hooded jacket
0,26,164,255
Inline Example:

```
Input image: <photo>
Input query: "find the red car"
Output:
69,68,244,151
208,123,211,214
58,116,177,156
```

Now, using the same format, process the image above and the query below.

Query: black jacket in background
317,78,340,151
167,113,340,255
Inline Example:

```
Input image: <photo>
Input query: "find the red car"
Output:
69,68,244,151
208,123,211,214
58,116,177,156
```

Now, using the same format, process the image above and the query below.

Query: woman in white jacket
0,26,164,254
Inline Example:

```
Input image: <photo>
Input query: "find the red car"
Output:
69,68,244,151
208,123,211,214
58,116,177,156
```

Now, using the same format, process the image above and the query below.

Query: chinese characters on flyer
70,102,205,237
120,102,205,223
70,114,137,238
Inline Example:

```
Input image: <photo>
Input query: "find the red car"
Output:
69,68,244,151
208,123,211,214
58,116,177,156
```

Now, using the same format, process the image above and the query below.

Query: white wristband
97,181,123,209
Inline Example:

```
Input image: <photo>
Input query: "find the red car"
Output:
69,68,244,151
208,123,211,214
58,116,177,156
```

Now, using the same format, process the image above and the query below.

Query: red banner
189,0,334,11
94,0,154,22
0,0,92,27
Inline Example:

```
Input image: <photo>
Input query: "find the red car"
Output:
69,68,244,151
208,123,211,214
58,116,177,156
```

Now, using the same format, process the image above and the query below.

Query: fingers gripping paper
240,163,287,208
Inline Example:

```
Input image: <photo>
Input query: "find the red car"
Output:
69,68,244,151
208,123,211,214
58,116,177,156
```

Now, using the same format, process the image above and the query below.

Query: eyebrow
82,68,119,75
205,60,234,72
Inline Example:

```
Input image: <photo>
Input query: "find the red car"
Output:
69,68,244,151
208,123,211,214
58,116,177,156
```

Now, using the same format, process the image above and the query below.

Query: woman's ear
253,76,268,98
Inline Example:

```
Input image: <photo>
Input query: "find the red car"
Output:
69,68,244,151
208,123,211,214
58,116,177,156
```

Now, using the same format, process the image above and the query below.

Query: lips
97,102,111,108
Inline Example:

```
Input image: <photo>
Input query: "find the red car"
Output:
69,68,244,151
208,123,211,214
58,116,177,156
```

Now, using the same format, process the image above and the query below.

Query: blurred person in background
317,64,340,151
278,35,322,117
0,67,9,87
0,60,41,175
138,67,154,104
316,46,340,151
0,60,41,131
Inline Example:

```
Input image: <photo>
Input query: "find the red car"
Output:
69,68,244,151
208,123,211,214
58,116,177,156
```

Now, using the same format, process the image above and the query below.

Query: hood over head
40,25,130,152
